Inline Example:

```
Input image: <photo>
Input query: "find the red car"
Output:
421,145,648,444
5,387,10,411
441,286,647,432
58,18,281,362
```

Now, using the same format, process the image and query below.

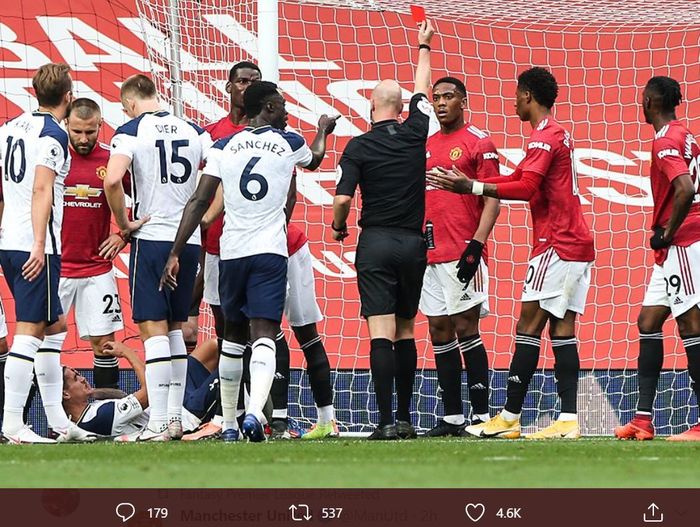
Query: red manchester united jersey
650,120,700,264
203,116,246,255
425,124,500,265
287,224,308,256
61,143,113,278
516,118,594,262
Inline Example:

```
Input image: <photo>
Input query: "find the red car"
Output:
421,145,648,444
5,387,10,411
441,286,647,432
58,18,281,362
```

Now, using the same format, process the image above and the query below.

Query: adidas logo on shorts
111,315,122,323
674,297,683,305
460,292,472,301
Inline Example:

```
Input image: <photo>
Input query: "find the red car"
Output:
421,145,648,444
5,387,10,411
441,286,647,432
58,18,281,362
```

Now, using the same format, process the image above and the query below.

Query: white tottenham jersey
110,111,212,244
0,111,70,254
76,394,149,437
205,125,313,260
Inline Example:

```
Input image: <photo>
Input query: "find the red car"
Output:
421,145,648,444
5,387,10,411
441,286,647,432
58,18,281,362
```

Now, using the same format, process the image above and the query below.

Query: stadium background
1,0,698,434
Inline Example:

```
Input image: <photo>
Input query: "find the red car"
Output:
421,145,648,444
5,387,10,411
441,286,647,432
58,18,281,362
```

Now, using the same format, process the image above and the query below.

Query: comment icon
116,503,136,523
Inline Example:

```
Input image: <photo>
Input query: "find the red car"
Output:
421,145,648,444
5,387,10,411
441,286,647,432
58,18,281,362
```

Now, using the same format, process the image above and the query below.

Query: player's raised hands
159,254,180,291
98,233,127,261
318,114,340,135
426,166,474,194
22,243,46,282
418,19,435,46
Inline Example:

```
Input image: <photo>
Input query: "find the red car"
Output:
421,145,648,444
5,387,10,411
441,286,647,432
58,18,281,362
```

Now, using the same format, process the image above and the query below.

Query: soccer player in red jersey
428,67,595,439
421,77,500,436
59,98,126,389
614,76,700,442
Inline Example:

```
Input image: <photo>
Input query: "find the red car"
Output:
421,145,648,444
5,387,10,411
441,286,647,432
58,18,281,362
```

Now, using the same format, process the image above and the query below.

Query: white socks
144,335,171,432
167,330,187,424
2,335,41,434
219,340,244,432
501,409,521,421
317,404,336,425
248,337,276,421
444,414,466,426
35,332,72,432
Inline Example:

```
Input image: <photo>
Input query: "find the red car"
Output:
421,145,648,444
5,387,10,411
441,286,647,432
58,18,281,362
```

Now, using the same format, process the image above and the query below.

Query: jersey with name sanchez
0,111,70,254
205,125,313,260
110,111,212,244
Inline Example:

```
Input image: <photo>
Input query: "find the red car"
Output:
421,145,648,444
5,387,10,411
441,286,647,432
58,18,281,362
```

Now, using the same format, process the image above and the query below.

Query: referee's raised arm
331,20,435,440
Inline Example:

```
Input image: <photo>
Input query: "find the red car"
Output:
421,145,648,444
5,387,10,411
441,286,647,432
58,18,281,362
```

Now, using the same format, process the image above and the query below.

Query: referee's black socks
504,333,541,415
370,338,394,426
394,339,417,423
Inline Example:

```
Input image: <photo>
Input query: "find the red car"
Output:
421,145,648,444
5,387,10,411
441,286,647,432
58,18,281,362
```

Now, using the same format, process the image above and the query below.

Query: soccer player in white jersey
105,74,212,441
162,80,337,442
0,63,93,443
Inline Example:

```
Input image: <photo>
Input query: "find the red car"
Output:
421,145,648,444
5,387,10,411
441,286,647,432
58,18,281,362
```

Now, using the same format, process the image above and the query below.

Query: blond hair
120,74,157,101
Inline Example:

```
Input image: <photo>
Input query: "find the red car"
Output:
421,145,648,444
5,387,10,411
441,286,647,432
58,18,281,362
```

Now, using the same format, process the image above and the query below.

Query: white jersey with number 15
204,125,313,260
110,110,212,244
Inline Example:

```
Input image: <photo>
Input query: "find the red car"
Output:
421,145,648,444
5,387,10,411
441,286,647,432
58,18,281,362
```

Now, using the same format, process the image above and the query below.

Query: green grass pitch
1,438,699,488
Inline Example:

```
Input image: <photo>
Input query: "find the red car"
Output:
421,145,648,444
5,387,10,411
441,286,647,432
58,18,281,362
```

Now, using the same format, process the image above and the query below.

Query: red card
410,5,426,23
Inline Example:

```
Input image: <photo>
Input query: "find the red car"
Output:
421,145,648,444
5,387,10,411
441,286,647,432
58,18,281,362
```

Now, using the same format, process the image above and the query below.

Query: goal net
133,0,700,434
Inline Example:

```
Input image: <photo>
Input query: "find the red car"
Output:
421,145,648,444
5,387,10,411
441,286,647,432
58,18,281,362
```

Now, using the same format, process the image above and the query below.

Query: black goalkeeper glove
456,240,484,285
649,226,672,250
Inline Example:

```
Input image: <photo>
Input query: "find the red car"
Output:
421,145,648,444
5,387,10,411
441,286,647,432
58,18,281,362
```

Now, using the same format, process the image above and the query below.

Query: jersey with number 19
110,110,212,322
205,125,313,323
0,111,70,324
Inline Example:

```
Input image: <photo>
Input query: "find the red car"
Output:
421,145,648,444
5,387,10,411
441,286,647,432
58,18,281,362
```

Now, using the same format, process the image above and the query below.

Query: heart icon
465,503,486,522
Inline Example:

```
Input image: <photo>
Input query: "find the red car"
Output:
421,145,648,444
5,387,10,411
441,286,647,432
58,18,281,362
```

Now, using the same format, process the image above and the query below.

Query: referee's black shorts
354,227,427,319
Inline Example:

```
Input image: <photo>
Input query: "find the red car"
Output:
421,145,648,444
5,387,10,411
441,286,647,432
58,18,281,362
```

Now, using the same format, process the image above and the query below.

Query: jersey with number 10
205,125,313,260
110,111,212,244
517,118,594,262
650,120,700,264
0,111,70,255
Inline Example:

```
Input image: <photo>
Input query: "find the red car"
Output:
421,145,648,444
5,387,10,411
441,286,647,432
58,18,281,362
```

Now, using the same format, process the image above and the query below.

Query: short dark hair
67,98,101,119
646,76,683,112
243,80,280,119
120,74,157,100
433,76,466,97
33,63,72,107
517,67,558,109
229,61,261,82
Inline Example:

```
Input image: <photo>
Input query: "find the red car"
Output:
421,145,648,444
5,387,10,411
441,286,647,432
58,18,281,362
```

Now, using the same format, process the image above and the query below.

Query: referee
331,20,435,440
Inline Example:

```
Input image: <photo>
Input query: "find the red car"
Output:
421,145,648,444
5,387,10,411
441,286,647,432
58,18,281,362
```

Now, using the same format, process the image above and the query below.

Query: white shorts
521,247,592,319
0,297,7,339
203,252,220,306
59,270,123,340
642,242,700,318
284,243,323,327
419,259,490,318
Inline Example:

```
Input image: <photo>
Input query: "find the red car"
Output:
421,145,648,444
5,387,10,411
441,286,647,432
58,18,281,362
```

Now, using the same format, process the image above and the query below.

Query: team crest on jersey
96,165,107,180
449,147,463,161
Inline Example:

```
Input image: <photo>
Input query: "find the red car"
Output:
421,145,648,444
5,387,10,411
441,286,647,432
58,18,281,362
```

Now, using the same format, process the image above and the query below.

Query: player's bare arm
331,195,351,242
651,173,696,249
22,165,55,281
160,174,220,291
103,341,148,409
414,20,435,96
201,184,224,229
105,153,149,237
306,114,340,170
427,165,541,201
285,171,297,224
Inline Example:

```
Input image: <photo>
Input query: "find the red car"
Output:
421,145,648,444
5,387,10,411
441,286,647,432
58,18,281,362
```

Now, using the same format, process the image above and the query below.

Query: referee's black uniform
336,92,431,436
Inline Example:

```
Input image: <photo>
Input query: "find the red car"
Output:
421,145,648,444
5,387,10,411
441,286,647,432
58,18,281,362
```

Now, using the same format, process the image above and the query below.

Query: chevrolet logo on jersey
65,184,102,200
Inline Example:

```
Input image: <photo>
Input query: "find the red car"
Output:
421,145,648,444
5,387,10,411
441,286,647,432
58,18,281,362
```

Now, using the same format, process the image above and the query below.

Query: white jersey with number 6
204,125,313,260
0,111,70,255
110,110,212,244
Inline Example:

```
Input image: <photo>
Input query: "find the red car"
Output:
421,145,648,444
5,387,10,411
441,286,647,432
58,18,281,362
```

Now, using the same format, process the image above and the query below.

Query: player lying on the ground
62,339,220,440
428,67,595,440
60,98,126,389
421,76,500,437
614,76,700,442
